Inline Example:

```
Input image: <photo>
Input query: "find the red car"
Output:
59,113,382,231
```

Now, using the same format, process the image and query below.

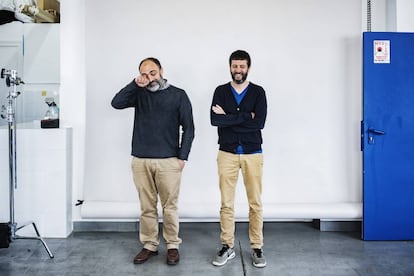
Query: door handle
369,128,385,135
368,128,385,144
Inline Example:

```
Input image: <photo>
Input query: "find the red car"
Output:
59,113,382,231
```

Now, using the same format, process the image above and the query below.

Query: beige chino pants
217,150,264,249
132,157,182,251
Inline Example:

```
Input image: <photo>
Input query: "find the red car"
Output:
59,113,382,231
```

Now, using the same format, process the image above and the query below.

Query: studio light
1,68,54,258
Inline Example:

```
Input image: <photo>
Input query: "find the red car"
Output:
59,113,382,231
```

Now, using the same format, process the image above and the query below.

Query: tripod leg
31,222,54,259
16,222,54,259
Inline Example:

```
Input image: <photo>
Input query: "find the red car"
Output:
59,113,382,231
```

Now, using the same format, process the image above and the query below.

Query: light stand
1,68,54,258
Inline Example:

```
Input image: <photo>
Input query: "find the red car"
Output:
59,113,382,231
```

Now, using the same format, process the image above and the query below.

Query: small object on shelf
41,97,59,128
41,118,59,128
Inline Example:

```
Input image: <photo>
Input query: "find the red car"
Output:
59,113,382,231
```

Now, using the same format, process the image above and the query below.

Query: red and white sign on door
373,40,390,64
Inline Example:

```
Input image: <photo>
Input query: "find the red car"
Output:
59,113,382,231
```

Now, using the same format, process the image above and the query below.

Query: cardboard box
35,9,59,23
37,0,60,14
34,0,60,23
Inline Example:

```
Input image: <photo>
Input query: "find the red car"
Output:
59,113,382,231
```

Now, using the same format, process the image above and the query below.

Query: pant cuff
143,244,158,252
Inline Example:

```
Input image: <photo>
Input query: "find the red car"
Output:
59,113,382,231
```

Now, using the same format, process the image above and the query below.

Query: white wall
0,22,60,126
60,1,414,222
68,0,363,221
2,0,413,226
59,0,86,220
366,0,414,32
395,0,414,31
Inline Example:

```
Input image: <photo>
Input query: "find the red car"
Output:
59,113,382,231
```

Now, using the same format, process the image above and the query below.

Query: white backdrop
80,0,363,220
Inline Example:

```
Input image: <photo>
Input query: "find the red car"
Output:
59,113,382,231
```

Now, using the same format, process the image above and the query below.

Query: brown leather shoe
167,249,180,265
133,248,158,264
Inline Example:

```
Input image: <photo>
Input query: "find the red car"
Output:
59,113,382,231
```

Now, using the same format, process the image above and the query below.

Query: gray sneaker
212,245,235,266
252,248,267,268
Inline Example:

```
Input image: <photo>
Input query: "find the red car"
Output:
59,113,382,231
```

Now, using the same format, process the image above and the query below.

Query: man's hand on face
135,75,149,88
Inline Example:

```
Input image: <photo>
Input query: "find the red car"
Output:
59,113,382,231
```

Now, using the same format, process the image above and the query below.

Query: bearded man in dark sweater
111,57,194,266
210,50,267,268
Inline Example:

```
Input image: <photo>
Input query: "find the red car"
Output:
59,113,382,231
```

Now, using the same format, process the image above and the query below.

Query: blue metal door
362,32,414,240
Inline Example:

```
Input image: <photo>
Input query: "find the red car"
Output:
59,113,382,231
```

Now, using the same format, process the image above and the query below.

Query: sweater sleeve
178,92,195,160
111,79,141,109
210,87,251,127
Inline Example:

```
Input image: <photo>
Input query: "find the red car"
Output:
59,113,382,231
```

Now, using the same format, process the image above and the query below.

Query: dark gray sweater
111,80,195,160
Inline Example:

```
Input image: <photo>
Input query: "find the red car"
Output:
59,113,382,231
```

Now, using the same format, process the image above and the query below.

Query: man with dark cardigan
210,50,267,268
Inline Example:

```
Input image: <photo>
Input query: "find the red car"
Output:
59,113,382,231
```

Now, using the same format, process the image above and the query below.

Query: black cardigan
111,80,195,160
210,82,267,153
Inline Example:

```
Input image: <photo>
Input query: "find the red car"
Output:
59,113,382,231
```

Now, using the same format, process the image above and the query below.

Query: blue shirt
231,84,262,154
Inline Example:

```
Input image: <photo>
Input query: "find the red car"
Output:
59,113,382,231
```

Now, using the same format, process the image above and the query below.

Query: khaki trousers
217,150,264,249
132,157,182,251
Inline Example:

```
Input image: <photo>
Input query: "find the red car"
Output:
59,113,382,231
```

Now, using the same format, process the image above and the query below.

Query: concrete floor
1,222,414,275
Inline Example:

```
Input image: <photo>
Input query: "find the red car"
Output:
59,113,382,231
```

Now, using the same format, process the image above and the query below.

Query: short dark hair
229,50,251,68
139,57,162,70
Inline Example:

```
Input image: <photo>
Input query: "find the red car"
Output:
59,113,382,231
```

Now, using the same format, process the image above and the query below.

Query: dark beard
231,72,248,84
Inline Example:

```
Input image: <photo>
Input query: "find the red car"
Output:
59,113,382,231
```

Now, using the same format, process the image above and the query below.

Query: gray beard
146,79,164,92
